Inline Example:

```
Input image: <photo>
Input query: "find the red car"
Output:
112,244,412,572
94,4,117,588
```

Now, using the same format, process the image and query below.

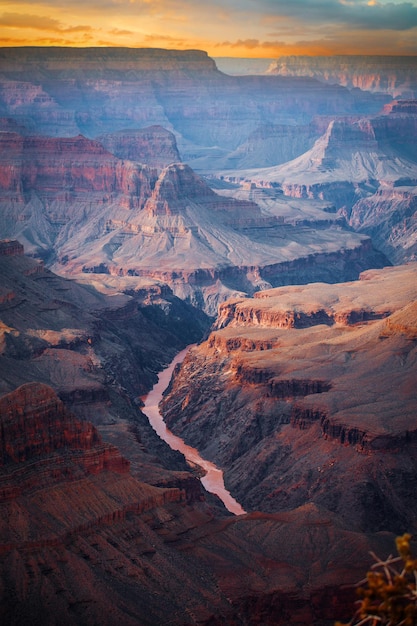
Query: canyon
0,47,417,625
0,124,388,315
0,245,401,625
162,263,417,530
216,101,417,265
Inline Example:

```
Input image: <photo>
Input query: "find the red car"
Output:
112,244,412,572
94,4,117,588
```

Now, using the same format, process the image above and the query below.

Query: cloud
1,0,417,54
109,28,134,36
0,12,92,33
256,0,417,31
0,12,62,31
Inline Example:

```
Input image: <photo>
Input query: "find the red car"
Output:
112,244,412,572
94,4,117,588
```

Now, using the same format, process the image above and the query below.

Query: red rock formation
0,383,131,482
0,239,23,256
0,132,158,211
0,380,401,625
98,125,181,169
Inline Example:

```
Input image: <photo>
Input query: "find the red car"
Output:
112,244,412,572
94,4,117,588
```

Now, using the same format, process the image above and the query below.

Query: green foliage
336,534,417,626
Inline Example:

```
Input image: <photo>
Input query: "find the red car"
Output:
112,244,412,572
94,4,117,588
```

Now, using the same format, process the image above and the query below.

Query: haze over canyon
0,47,416,625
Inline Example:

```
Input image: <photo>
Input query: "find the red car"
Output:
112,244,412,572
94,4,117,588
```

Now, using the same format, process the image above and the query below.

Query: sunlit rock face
0,252,401,625
162,263,417,533
268,55,417,98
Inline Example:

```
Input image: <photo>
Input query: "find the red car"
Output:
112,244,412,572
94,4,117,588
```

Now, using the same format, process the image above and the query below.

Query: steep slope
60,162,387,314
0,240,211,496
0,381,194,625
190,122,319,171
0,130,159,260
97,125,181,168
162,263,417,533
349,184,417,263
0,382,401,626
220,115,417,193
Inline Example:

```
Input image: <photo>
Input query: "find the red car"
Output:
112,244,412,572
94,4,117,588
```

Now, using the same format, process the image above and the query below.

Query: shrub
336,534,417,626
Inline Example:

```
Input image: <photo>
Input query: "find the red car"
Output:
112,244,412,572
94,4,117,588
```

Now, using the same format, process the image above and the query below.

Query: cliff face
97,125,181,169
0,47,387,153
162,263,417,533
0,381,202,625
268,55,417,97
349,184,417,262
0,243,209,420
0,130,159,210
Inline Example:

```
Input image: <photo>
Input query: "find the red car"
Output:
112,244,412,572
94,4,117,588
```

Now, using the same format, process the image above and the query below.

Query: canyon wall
218,103,417,263
0,47,388,157
162,263,417,533
0,249,401,625
1,48,416,624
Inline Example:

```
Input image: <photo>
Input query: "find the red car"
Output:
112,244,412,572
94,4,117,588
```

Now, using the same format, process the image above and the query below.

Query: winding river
142,347,245,516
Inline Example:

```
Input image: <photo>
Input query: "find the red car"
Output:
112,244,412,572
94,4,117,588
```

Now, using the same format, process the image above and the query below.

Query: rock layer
0,129,388,314
0,47,387,157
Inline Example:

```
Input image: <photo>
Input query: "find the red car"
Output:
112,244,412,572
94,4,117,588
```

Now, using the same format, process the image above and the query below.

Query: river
141,346,245,516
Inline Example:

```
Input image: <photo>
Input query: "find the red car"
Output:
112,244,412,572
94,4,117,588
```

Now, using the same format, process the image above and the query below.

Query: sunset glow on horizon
1,0,417,57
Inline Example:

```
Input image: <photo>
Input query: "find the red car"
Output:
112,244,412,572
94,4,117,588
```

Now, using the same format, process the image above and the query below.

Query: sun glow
1,0,417,55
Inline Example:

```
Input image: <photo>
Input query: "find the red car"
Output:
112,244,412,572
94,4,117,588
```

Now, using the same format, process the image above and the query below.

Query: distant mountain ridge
268,55,417,97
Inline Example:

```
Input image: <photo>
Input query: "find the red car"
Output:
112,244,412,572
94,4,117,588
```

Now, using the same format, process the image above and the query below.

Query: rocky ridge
0,47,388,161
215,104,417,263
0,247,401,626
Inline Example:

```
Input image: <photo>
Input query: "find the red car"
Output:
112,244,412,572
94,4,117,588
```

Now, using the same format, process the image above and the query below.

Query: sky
1,0,417,56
